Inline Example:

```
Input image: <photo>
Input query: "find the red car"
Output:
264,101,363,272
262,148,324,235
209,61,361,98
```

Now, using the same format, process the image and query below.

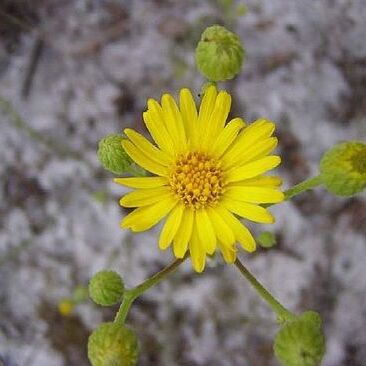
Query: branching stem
114,255,187,325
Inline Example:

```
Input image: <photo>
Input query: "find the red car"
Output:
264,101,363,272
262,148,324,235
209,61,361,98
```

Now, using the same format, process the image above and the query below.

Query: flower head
89,270,124,307
97,134,132,174
115,86,283,272
274,311,325,366
88,322,139,366
195,25,245,81
320,141,366,196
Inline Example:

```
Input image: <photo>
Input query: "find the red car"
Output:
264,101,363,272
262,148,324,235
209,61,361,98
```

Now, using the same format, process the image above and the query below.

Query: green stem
114,255,187,325
234,258,295,322
264,175,323,209
114,292,134,325
284,175,322,201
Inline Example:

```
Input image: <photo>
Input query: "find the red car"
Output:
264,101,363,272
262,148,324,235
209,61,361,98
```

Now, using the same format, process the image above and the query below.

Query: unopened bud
88,322,139,366
320,141,366,196
89,270,124,307
97,134,132,175
274,311,325,366
195,25,244,81
257,231,277,248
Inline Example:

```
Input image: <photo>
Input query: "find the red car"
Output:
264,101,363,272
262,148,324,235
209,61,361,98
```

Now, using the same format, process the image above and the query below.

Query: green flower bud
89,270,124,306
88,322,139,366
257,231,277,248
97,134,132,175
195,25,244,81
274,311,326,366
320,141,366,196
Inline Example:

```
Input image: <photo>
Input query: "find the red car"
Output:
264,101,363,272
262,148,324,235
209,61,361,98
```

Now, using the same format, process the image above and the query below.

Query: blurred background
0,1,365,365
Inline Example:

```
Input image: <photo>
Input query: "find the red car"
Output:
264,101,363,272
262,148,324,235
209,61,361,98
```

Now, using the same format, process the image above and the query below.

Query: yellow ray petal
159,203,185,250
241,137,278,165
122,140,168,176
143,107,175,155
207,207,235,247
226,156,281,183
225,137,278,169
161,93,187,152
198,85,218,123
208,207,237,263
189,222,206,273
242,118,275,140
114,176,168,189
235,175,283,187
217,241,237,263
119,187,172,207
210,117,246,158
216,205,256,252
221,196,274,223
173,208,194,258
222,119,275,168
124,128,172,166
226,186,285,204
192,85,217,148
179,88,197,140
195,209,216,255
201,91,232,149
147,98,185,154
121,197,177,232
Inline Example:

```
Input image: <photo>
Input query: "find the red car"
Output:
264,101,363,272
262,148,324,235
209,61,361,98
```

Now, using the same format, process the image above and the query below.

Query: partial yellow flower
115,86,284,272
58,299,74,316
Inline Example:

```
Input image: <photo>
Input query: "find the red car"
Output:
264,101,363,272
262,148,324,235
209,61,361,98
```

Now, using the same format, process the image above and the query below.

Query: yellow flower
58,299,74,316
115,86,284,272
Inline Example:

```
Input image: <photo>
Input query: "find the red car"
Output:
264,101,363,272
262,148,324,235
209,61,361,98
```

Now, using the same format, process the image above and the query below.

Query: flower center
169,152,225,209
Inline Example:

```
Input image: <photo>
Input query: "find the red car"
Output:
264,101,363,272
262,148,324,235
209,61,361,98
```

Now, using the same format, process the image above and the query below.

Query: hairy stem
114,255,187,325
234,258,295,322
284,175,323,200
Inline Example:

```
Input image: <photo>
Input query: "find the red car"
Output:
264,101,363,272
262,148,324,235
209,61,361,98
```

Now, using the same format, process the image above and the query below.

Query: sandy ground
0,1,366,365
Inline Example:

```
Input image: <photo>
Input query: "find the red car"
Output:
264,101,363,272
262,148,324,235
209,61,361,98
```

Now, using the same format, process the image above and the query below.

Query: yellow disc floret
169,152,224,209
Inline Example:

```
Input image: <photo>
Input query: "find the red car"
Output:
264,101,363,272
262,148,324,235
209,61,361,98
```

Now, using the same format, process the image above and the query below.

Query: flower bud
89,270,124,306
97,134,132,175
88,322,139,366
195,25,244,81
274,311,325,366
320,141,366,196
257,231,277,248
